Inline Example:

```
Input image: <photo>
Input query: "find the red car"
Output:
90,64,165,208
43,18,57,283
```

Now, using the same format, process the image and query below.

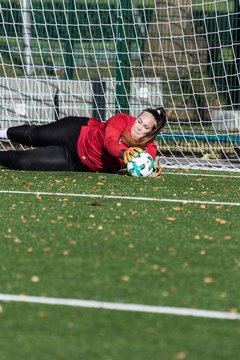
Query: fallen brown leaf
203,276,214,284
215,218,227,224
174,351,188,360
120,275,129,282
172,206,182,211
89,201,102,206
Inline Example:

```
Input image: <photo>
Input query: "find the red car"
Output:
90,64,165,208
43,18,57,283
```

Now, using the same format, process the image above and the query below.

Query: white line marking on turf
0,189,240,207
163,171,240,178
0,294,239,320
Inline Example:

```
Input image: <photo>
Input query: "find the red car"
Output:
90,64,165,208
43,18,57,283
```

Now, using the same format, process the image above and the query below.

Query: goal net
1,0,240,171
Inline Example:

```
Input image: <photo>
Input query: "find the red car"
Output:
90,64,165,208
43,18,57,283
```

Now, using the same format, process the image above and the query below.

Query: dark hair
142,107,166,131
122,107,167,147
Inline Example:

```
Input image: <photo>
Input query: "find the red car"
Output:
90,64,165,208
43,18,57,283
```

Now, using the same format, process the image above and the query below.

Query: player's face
131,112,156,139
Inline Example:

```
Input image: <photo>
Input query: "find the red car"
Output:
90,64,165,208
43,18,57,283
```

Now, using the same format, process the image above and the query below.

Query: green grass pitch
0,168,240,359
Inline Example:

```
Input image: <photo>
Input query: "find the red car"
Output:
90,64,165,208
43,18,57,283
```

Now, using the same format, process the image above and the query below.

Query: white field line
163,171,240,178
0,189,240,207
0,294,239,320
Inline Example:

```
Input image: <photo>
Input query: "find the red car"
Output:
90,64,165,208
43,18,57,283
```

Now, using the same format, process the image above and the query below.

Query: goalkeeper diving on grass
0,107,166,174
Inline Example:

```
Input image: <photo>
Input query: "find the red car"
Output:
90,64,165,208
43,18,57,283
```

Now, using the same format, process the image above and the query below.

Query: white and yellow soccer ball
127,151,155,177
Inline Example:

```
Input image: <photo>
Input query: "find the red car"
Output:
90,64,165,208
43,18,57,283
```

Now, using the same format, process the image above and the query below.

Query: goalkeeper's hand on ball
148,156,163,177
123,147,143,164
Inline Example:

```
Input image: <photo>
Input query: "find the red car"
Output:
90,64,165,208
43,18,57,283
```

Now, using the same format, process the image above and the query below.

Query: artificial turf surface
0,168,240,359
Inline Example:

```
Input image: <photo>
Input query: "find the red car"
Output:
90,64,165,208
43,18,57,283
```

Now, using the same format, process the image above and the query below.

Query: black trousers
0,116,90,171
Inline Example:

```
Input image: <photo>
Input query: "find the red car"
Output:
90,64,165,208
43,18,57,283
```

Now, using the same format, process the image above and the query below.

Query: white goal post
0,0,240,171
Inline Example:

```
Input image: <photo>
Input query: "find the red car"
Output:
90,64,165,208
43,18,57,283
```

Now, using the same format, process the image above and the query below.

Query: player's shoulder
108,112,135,123
88,118,102,127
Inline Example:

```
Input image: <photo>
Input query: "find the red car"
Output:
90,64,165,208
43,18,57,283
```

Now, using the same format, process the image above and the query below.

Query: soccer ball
127,152,155,177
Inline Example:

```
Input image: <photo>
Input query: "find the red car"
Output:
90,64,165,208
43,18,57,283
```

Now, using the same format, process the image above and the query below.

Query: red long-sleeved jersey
77,113,157,172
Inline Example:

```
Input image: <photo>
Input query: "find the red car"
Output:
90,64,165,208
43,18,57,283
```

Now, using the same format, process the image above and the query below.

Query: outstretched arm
103,114,131,158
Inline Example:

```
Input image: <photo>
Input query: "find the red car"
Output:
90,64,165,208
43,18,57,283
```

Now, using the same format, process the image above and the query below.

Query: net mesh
0,0,240,170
